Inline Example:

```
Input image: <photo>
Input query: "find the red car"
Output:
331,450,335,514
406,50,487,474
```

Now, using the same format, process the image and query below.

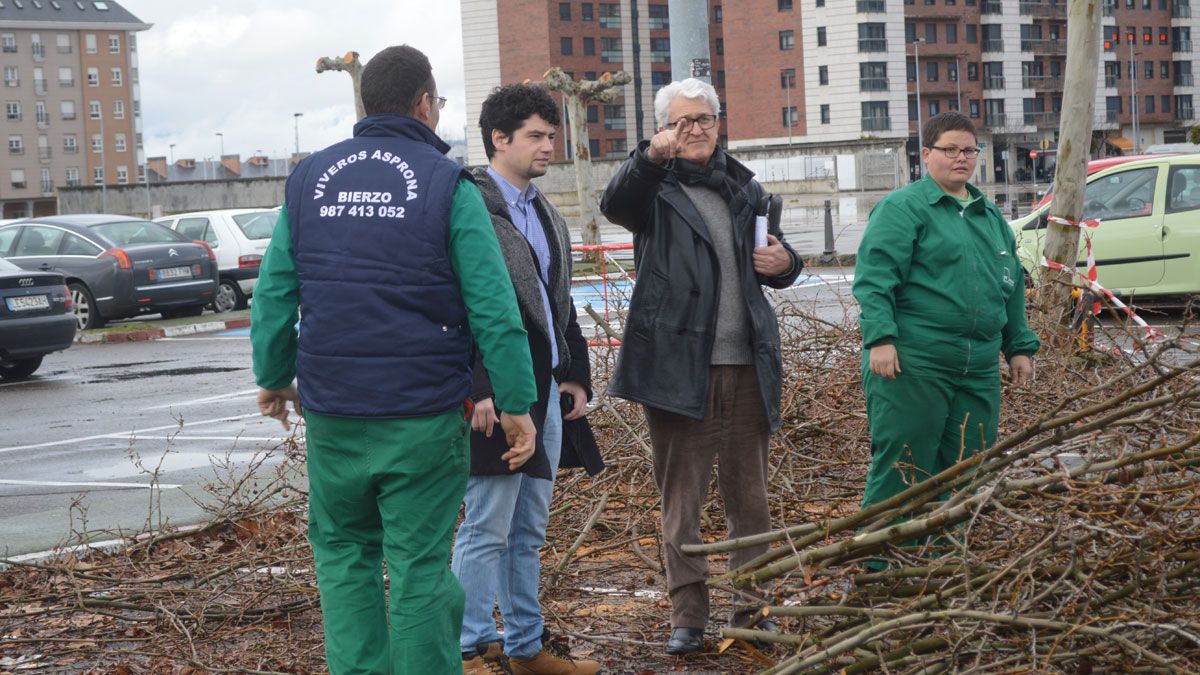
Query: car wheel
0,356,44,381
161,305,206,319
211,279,245,313
68,282,106,330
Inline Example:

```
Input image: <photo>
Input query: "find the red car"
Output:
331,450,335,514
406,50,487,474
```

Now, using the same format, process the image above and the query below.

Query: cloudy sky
118,0,469,163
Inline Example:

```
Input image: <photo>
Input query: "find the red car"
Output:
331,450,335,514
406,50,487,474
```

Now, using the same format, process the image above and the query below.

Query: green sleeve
853,199,918,348
1001,236,1041,360
250,205,300,390
449,179,537,415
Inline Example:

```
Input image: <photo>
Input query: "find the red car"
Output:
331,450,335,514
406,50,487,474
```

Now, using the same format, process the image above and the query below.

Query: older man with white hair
600,78,802,655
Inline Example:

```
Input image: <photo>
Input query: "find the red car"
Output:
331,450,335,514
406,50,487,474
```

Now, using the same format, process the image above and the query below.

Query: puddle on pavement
82,365,246,384
82,360,173,370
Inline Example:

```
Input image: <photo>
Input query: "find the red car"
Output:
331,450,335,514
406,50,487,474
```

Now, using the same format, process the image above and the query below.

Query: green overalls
853,176,1040,509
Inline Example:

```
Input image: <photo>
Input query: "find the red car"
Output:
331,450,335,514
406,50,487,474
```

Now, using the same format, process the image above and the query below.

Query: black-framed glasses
665,113,718,131
431,95,447,110
929,145,981,159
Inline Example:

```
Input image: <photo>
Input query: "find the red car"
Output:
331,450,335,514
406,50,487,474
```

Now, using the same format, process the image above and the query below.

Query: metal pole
914,39,923,177
955,54,963,112
99,112,106,212
1130,44,1139,153
294,113,302,156
785,74,792,147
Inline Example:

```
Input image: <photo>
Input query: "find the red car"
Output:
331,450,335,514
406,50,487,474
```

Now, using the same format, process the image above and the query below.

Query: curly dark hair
479,84,561,159
361,45,434,116
922,111,977,148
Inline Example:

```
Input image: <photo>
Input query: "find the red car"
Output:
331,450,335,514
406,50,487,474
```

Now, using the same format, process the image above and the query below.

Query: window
859,23,887,52
85,33,97,53
93,167,104,184
780,68,796,89
948,62,959,82
982,23,1002,51
583,37,595,55
778,0,793,8
1161,61,1170,79
927,61,939,82
87,67,99,86
113,100,124,118
599,2,620,28
966,24,977,43
817,27,827,47
782,106,799,127
8,134,23,154
650,37,669,61
1146,95,1155,114
716,70,725,88
946,23,957,44
1176,94,1194,119
970,99,981,117
56,33,70,53
582,2,593,20
967,62,979,81
652,70,670,86
925,23,937,44
15,226,72,259
715,37,723,55
34,101,46,125
559,2,570,20
586,105,598,123
1,33,15,53
861,101,890,131
4,66,18,87
713,4,722,22
601,37,621,62
1145,61,1154,79
30,34,43,59
1161,94,1171,113
89,100,101,119
906,22,917,43
114,133,126,152
63,134,76,153
779,30,795,50
91,133,102,152
116,165,128,184
820,104,831,124
108,33,120,52
560,37,573,55
907,60,917,82
608,138,627,157
1143,25,1152,45
10,168,26,189
60,101,75,119
861,61,888,90
928,100,940,116
588,139,600,157
176,218,217,245
58,66,72,86
110,67,121,85
983,62,1004,88
5,101,19,120
61,234,101,255
818,65,829,85
65,167,79,186
1082,167,1158,220
1167,166,1200,212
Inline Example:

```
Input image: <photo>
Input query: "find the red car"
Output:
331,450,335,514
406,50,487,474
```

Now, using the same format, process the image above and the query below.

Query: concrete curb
76,317,250,344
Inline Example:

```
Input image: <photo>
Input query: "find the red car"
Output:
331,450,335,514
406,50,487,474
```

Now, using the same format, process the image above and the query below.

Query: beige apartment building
0,0,149,218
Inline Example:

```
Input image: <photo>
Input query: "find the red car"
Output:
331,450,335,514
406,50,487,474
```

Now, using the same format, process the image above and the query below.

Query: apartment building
0,0,149,218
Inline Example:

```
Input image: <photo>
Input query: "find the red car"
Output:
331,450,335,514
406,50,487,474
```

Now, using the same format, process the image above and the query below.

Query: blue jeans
452,383,562,659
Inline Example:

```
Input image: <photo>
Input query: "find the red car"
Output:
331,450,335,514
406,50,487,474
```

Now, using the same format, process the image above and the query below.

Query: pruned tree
316,51,365,121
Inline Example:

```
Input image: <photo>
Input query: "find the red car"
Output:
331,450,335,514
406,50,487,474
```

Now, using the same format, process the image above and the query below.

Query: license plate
157,266,193,280
6,294,50,311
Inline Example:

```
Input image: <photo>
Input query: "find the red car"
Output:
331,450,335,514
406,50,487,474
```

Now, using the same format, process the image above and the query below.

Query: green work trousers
860,368,1000,509
305,409,470,675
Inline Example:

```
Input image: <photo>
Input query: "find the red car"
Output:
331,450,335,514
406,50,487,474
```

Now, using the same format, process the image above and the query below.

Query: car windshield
91,220,185,246
231,211,278,240
0,257,21,272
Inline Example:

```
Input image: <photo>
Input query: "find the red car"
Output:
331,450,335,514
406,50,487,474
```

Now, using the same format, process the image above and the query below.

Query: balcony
33,78,46,95
1019,2,1066,18
1176,107,1196,121
983,39,1004,52
1,44,15,54
4,78,19,88
859,38,887,52
5,112,19,122
1177,74,1195,86
1105,74,1118,88
860,77,889,91
985,113,1007,127
1176,40,1193,53
62,112,76,120
650,50,669,63
604,118,627,131
982,0,1003,13
36,115,49,129
40,181,54,195
59,78,74,87
56,45,71,54
983,76,1005,89
1024,111,1060,127
1027,40,1067,55
66,178,80,187
601,50,622,63
861,116,891,132
11,180,25,189
1024,74,1064,89
1173,5,1191,18
599,15,620,29
31,43,44,60
64,144,77,154
648,17,668,30
38,147,51,160
9,146,23,155
857,0,885,11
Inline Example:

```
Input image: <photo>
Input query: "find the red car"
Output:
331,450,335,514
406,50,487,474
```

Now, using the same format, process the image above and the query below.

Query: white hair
654,78,721,129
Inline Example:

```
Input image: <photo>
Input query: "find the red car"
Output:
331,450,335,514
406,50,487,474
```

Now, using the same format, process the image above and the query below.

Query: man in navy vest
251,45,538,674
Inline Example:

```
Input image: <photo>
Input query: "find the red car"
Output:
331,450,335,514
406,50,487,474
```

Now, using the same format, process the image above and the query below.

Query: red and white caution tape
1040,256,1167,349
1047,215,1102,315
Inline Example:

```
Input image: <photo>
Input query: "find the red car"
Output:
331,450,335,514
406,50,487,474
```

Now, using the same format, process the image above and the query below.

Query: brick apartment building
0,0,149,218
465,0,1199,181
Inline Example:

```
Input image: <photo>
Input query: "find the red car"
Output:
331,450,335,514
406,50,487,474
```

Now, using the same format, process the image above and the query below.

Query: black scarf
672,147,741,205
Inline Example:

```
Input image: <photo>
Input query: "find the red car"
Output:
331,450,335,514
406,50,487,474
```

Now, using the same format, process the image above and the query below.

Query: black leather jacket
600,143,802,432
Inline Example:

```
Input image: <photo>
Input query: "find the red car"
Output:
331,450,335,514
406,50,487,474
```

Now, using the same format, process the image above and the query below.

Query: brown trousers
644,365,772,629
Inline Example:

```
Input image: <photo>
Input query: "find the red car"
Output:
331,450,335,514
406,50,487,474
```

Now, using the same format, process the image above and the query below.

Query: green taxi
1011,153,1200,299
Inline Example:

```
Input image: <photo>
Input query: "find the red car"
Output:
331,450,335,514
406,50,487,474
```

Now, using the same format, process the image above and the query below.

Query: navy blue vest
284,115,472,418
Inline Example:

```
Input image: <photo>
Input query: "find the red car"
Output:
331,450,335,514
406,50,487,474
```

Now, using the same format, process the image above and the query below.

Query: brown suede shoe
508,648,600,675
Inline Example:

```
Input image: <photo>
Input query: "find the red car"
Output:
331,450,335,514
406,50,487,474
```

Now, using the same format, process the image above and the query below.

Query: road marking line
142,388,259,410
108,435,284,442
0,375,75,388
0,413,261,454
0,479,182,489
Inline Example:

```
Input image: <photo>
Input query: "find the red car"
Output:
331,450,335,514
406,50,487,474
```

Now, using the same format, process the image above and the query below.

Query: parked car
1011,153,1200,300
154,208,276,313
0,257,75,380
0,215,219,330
1032,154,1173,210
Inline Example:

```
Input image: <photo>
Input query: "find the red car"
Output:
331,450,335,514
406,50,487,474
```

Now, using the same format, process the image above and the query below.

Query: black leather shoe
665,627,705,655
749,619,781,649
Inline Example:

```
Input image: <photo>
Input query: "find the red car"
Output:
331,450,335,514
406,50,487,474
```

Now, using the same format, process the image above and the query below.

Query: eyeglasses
929,145,981,159
665,114,718,131
431,95,447,110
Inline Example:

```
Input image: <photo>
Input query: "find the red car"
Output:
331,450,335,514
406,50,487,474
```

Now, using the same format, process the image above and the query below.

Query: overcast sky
118,0,469,163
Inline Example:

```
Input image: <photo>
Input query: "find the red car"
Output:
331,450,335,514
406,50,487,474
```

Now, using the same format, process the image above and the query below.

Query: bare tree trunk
316,51,365,121
1039,0,1101,327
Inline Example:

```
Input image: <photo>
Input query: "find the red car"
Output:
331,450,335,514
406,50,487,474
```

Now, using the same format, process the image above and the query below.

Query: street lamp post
294,113,303,156
913,38,924,176
1129,42,1140,153
168,143,175,167
956,53,966,113
784,69,793,147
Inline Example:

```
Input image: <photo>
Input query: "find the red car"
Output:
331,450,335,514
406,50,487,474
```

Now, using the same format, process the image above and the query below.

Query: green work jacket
853,176,1041,376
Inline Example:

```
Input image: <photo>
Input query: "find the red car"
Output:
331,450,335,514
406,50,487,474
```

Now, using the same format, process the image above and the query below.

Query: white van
155,208,278,313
